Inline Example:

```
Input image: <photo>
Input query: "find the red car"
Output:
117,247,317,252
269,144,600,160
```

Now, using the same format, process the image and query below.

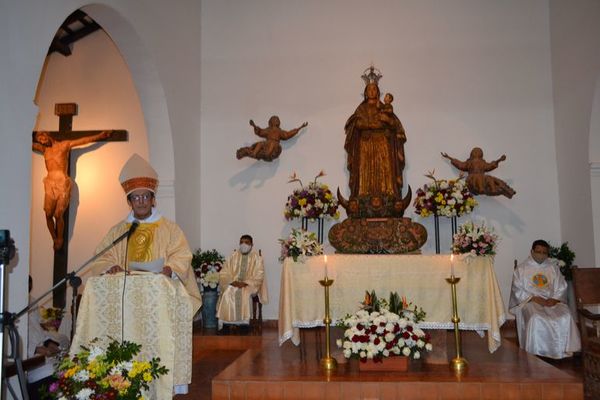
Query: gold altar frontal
72,274,196,400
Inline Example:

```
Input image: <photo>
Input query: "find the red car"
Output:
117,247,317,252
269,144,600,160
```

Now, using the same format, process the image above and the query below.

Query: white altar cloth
278,254,506,353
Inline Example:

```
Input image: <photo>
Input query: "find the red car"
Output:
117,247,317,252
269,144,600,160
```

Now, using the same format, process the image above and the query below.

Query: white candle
324,254,328,279
451,254,455,277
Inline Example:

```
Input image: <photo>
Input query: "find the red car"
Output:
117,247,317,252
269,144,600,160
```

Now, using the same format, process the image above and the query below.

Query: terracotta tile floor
178,324,584,400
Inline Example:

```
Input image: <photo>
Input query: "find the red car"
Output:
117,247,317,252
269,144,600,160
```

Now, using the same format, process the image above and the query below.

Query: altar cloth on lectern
279,254,506,353
71,273,195,399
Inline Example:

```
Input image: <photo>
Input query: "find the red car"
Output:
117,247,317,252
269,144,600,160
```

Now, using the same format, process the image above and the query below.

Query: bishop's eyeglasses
130,193,153,203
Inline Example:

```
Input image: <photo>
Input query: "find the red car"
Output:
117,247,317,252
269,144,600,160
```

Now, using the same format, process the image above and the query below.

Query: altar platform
187,325,583,400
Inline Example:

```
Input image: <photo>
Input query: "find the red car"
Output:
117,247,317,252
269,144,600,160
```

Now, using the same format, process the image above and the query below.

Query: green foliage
361,290,427,323
192,248,225,270
549,242,576,281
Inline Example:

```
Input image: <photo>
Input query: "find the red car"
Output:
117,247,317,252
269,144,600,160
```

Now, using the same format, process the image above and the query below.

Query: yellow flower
325,193,332,200
64,366,79,378
143,372,153,382
298,198,307,206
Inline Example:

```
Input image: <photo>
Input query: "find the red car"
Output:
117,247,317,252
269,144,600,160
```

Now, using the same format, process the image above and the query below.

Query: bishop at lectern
72,154,201,398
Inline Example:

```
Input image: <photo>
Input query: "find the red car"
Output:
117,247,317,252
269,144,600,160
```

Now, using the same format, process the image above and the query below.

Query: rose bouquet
192,249,225,292
413,171,477,218
279,228,323,262
452,220,498,256
284,171,340,221
337,291,432,362
44,338,168,400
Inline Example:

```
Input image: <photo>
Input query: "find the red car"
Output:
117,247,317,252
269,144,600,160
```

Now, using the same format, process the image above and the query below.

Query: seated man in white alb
509,239,581,359
216,234,268,328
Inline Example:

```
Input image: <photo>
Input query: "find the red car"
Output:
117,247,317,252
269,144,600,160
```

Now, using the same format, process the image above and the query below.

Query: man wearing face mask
509,239,580,359
216,234,268,328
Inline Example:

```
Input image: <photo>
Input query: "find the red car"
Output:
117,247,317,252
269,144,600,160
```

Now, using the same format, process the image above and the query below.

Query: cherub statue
236,116,307,162
441,147,516,198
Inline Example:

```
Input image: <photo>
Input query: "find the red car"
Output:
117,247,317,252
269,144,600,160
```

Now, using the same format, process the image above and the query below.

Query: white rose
360,351,366,358
383,349,390,357
413,351,421,360
336,339,342,348
425,343,433,351
343,341,352,349
417,339,425,348
344,349,352,358
385,332,395,342
402,347,411,356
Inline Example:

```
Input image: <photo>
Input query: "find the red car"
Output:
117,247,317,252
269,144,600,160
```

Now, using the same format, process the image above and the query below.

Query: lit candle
450,254,455,277
324,254,328,279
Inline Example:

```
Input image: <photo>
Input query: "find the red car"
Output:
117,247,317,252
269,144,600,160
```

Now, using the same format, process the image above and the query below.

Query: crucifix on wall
32,103,127,307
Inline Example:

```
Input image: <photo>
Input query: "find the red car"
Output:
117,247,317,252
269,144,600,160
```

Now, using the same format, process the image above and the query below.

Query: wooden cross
32,103,127,308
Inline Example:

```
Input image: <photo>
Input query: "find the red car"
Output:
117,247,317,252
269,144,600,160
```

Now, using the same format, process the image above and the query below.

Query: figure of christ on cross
32,130,112,250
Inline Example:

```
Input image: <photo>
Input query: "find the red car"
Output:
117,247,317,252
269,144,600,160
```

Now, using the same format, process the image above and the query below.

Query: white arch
589,76,600,266
81,4,176,218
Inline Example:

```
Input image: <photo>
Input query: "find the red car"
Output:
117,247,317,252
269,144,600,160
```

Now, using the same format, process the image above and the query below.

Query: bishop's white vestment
509,256,580,359
216,249,268,327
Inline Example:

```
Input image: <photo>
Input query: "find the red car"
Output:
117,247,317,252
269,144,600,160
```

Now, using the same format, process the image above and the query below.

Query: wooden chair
250,250,264,332
572,267,600,399
572,267,600,352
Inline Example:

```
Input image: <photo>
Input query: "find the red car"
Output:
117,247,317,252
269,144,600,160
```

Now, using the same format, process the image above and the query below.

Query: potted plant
45,338,167,399
278,228,323,263
336,291,432,371
549,242,576,281
452,220,499,256
192,249,225,329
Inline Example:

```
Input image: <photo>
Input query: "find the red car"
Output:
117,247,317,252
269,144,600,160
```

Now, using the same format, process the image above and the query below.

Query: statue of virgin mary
339,66,410,218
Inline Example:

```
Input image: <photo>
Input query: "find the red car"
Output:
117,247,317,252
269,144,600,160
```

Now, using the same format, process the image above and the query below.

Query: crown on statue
361,65,383,86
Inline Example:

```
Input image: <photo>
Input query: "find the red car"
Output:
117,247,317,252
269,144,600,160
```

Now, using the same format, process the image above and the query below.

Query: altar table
278,254,506,353
71,273,196,400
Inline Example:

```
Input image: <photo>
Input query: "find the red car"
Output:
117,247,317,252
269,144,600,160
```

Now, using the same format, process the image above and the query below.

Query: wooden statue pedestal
328,217,427,254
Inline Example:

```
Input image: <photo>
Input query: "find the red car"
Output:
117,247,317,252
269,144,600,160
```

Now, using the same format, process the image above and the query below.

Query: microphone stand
0,226,134,400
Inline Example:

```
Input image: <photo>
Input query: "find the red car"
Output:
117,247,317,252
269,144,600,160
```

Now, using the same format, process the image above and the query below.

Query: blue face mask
239,243,252,254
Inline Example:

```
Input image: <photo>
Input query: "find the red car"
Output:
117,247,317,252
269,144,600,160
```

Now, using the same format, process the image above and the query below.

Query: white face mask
239,243,252,254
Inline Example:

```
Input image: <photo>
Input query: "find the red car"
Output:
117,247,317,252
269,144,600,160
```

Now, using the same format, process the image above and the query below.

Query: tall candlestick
450,254,455,277
324,254,328,278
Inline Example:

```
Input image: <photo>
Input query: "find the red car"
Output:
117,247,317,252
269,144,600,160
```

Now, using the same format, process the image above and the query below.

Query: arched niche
81,4,176,218
29,4,175,322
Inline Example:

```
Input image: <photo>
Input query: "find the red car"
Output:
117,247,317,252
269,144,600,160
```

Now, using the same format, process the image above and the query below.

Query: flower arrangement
452,220,498,256
45,338,168,400
278,228,323,262
284,171,340,221
549,242,576,281
192,249,225,291
40,306,65,332
413,171,477,218
336,291,432,362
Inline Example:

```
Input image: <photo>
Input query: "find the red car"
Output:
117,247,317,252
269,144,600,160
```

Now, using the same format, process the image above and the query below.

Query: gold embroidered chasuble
89,217,201,312
216,249,268,324
82,216,201,397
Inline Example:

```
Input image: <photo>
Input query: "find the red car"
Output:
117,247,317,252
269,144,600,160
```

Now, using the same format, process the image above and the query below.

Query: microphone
127,220,140,239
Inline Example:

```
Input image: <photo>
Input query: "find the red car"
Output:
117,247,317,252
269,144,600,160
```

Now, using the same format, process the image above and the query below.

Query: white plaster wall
589,77,600,267
550,0,600,267
199,0,561,320
30,29,148,316
3,0,600,336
